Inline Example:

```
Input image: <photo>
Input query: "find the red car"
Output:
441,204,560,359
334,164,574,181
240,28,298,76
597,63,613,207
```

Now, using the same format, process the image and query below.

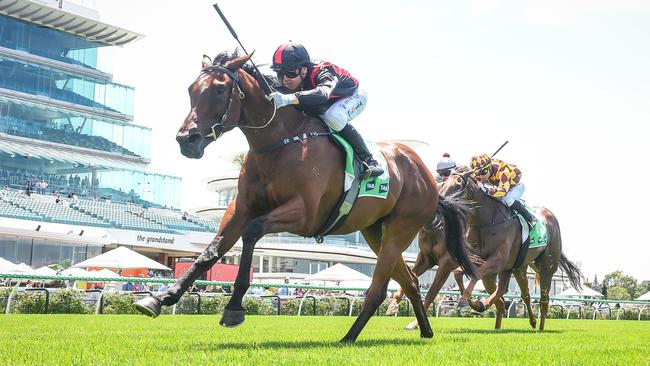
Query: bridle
199,65,277,141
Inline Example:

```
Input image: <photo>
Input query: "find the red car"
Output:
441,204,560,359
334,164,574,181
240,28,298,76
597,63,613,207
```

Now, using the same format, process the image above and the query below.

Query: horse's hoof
420,329,434,339
531,320,537,329
133,296,161,318
405,320,419,330
220,309,245,327
385,302,400,316
457,299,469,308
339,337,356,344
469,299,486,312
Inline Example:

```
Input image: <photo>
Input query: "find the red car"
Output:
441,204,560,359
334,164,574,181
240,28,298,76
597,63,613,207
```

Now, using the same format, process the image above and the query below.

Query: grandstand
0,0,212,273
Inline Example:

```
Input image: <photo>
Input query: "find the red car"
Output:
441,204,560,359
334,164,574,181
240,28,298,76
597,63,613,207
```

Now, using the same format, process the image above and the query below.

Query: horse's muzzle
177,132,206,159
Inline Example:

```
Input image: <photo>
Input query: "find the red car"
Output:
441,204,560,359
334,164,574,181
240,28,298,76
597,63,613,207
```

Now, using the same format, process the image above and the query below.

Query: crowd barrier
1,273,649,320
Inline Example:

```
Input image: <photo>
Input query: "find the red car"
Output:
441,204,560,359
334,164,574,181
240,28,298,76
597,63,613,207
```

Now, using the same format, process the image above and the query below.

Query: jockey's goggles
477,167,490,176
437,169,451,177
276,68,301,79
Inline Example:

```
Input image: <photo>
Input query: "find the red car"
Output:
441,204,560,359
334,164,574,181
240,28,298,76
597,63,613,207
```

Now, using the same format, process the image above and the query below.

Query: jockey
470,154,537,228
268,42,383,178
435,153,456,182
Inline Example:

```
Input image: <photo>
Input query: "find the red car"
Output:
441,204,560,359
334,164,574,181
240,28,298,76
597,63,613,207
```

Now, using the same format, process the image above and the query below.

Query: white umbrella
304,263,371,283
61,267,89,277
31,266,57,276
636,291,650,301
73,246,171,270
557,286,604,298
0,257,19,273
88,269,119,278
7,263,33,274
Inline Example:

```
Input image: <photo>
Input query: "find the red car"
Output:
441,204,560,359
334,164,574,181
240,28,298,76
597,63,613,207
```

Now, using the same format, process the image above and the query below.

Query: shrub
13,291,47,314
0,288,12,313
49,289,89,314
281,298,300,315
201,295,228,315
102,293,138,314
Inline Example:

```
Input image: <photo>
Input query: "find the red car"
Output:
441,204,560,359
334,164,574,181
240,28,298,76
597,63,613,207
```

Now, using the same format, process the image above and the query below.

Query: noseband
199,65,277,141
201,65,243,141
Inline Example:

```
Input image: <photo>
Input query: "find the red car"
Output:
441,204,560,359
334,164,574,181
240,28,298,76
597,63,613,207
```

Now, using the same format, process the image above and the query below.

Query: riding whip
490,140,509,159
212,2,272,95
471,140,509,175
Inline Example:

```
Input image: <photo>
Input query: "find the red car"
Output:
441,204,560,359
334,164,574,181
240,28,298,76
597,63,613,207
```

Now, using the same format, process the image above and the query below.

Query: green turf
0,315,648,365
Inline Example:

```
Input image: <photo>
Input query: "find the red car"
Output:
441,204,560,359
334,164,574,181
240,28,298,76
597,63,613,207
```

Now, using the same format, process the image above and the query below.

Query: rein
200,65,276,141
200,64,330,154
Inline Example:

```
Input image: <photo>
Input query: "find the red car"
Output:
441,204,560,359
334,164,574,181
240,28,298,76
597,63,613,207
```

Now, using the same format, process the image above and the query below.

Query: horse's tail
559,253,583,290
436,192,477,279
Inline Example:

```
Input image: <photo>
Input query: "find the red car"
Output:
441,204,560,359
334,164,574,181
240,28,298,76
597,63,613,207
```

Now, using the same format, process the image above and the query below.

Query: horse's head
439,166,482,203
176,51,253,159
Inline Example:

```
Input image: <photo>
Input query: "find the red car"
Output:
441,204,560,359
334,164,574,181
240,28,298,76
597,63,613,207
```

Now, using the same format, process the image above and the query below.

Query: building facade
0,0,190,270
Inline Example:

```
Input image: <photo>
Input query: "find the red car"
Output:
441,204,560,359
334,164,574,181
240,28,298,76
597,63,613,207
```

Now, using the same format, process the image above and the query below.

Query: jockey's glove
269,92,298,109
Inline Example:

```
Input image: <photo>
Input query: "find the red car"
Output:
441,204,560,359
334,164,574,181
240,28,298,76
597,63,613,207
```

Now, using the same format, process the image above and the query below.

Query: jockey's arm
295,72,339,105
488,166,513,197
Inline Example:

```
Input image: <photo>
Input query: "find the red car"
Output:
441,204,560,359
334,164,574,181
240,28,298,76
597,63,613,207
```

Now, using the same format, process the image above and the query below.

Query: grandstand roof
0,0,144,47
0,136,146,170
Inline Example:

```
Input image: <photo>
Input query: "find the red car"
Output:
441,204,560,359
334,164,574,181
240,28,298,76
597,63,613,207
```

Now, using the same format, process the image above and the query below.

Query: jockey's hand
269,92,298,109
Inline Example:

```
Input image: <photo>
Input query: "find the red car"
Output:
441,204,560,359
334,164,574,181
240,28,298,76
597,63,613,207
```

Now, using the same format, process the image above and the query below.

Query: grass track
0,315,648,365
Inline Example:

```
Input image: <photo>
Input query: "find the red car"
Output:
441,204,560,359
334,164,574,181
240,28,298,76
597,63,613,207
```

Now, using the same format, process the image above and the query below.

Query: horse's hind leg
513,269,536,329
482,274,505,329
342,223,430,343
405,256,455,330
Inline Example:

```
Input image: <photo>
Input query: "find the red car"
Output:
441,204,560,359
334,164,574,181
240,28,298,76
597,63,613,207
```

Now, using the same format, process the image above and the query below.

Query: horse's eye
215,86,226,94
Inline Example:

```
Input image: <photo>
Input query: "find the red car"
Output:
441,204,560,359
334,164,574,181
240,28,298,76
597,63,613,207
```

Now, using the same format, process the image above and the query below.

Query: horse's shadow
445,328,562,335
162,338,429,351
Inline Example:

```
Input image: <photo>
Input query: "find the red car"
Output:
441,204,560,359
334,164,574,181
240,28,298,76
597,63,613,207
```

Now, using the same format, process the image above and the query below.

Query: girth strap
250,132,331,154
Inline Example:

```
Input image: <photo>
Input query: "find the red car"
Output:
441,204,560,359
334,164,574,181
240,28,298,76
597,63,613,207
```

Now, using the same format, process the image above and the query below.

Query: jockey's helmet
436,153,456,171
272,43,310,72
470,154,492,172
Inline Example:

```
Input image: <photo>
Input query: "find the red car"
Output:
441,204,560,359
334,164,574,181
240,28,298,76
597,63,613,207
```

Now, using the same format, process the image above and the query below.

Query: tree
636,280,650,299
607,285,631,301
232,152,247,168
602,271,637,299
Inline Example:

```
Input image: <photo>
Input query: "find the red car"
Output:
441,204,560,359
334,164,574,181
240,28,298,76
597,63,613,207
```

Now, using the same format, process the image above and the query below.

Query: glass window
31,238,61,268
16,238,32,265
0,235,18,263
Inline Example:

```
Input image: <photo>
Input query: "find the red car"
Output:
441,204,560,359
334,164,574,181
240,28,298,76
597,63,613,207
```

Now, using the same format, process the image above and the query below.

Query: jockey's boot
511,200,537,228
339,124,384,179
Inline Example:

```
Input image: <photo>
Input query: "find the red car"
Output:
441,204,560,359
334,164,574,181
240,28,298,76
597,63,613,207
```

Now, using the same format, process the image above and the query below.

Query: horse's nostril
187,133,202,145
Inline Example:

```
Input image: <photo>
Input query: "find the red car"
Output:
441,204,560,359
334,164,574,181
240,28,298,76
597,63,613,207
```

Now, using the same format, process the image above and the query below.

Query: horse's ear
462,170,474,179
225,51,254,71
201,55,212,68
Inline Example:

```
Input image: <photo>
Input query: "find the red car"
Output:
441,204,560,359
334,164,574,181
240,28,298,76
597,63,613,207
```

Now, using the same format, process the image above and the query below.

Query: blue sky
96,0,650,281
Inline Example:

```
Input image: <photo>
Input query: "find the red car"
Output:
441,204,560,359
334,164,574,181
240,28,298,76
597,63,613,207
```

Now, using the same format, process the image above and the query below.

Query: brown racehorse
133,51,476,343
392,168,582,331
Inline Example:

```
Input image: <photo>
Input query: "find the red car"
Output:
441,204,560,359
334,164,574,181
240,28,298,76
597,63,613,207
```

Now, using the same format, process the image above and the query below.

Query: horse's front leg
405,255,454,330
133,201,249,317
220,197,307,327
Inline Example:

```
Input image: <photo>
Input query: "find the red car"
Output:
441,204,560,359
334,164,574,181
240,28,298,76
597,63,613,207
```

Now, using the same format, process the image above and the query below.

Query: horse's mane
211,49,277,94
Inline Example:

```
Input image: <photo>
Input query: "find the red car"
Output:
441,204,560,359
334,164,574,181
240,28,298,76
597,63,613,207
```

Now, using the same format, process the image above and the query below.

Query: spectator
55,194,61,204
182,211,188,221
25,179,33,196
71,193,79,206
40,179,48,194
0,185,8,200
34,180,42,194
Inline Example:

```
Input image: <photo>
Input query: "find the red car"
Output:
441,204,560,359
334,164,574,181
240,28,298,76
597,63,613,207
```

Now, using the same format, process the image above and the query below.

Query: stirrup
361,161,384,179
